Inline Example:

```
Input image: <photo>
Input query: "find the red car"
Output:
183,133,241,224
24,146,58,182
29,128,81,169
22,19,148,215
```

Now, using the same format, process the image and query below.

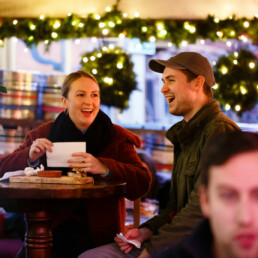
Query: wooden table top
0,179,126,199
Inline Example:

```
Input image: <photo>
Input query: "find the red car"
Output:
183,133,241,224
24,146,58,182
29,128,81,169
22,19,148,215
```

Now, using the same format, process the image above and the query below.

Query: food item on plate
68,168,87,177
68,172,82,177
37,170,62,177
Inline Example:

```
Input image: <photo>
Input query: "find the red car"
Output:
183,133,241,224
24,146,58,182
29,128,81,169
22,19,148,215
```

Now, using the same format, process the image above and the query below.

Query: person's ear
194,75,205,91
62,96,68,109
199,185,211,218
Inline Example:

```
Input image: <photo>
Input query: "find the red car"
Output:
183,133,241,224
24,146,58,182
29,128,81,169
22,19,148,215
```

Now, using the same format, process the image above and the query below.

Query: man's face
161,67,199,122
200,151,258,258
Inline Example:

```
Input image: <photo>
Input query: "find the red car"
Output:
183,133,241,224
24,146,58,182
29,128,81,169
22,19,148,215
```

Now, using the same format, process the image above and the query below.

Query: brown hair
181,69,213,99
200,132,258,187
61,70,99,98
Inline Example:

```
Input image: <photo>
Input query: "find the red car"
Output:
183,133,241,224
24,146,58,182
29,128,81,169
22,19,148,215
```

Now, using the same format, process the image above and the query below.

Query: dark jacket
0,122,152,247
141,100,240,253
151,219,214,258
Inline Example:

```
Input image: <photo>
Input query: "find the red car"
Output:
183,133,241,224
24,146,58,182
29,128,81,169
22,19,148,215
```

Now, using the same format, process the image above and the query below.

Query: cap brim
149,59,186,73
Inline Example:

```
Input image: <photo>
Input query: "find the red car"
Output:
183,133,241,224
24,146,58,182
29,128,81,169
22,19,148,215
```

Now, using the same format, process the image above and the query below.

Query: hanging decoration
213,49,258,116
80,45,137,110
0,0,257,48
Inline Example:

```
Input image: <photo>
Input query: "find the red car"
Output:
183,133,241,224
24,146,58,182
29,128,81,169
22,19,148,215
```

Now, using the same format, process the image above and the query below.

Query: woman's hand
68,152,108,175
29,138,53,163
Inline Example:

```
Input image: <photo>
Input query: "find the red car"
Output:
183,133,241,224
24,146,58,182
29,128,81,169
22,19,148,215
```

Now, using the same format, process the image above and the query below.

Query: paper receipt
116,233,141,248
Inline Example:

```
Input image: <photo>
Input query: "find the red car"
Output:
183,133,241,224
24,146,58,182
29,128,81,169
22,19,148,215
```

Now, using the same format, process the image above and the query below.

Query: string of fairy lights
0,0,258,113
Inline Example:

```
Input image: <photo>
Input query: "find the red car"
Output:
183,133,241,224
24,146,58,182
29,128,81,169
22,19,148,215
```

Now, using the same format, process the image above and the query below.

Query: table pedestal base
25,211,52,258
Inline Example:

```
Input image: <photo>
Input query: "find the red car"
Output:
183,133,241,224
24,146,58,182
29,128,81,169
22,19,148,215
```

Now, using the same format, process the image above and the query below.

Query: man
78,52,240,258
151,131,258,258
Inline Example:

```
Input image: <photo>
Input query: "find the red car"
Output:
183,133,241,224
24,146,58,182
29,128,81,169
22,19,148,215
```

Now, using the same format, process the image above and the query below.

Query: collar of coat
166,99,221,146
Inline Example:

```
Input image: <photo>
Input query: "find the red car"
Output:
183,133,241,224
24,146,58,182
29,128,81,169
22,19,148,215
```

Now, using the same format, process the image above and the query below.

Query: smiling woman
0,70,152,258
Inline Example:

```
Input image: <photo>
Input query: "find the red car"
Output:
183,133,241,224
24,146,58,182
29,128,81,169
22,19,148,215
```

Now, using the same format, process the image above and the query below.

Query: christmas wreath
80,46,137,110
213,49,258,115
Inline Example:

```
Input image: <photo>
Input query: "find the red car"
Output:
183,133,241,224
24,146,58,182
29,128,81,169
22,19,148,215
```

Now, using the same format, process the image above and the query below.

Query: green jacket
141,100,240,254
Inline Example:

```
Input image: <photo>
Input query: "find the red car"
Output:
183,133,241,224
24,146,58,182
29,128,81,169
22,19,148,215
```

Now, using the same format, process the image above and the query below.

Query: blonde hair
61,70,99,98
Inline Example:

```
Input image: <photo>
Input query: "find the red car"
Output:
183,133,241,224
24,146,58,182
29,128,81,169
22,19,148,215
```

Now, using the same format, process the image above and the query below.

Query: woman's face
62,76,100,130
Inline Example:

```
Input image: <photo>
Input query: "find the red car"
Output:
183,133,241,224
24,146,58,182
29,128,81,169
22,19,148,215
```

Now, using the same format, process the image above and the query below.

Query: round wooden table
0,180,126,258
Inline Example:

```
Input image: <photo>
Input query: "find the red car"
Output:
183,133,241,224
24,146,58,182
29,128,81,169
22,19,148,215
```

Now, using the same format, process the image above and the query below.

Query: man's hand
114,227,153,254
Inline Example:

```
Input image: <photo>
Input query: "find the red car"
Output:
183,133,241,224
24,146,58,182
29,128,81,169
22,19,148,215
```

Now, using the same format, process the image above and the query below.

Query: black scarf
47,110,115,173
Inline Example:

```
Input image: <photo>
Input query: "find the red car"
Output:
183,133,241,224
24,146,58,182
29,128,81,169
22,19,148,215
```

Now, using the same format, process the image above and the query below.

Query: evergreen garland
213,49,258,115
80,46,137,110
0,2,257,48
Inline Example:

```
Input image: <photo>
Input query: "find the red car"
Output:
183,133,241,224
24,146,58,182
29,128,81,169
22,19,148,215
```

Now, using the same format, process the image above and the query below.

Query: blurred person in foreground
0,70,151,258
78,52,240,258
151,131,258,258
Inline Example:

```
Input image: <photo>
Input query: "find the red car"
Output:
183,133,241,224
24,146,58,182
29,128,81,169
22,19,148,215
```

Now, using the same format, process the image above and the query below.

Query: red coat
0,122,152,246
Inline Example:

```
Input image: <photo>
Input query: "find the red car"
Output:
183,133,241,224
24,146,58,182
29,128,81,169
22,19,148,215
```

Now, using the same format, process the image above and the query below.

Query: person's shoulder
209,111,239,130
28,121,54,137
113,124,141,148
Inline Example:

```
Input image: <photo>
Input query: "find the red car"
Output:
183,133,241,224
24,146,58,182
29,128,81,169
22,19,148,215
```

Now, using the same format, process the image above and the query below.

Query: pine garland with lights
213,49,258,115
80,46,137,110
0,0,257,47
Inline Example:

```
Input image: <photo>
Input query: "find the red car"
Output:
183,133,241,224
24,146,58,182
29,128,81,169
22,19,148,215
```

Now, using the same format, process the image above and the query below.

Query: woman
0,71,152,257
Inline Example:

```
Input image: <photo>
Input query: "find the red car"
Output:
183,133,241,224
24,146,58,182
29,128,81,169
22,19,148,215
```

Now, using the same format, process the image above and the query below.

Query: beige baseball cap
149,52,215,87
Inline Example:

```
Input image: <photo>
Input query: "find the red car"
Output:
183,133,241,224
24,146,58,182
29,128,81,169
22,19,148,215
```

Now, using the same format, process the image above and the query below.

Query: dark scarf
47,110,115,173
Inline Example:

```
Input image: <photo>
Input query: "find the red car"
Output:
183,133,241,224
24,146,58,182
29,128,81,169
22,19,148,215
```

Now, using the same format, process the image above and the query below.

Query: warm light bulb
51,32,58,38
82,57,88,63
105,6,111,12
189,26,196,33
94,14,101,20
92,69,97,74
90,56,96,61
78,23,84,28
117,63,123,69
235,105,241,112
141,26,147,32
212,84,219,90
216,31,223,38
226,41,232,47
97,53,102,58
53,21,61,29
240,86,247,95
149,36,156,42
13,20,18,25
225,104,231,111
99,22,105,28
39,15,45,20
200,39,205,45
221,66,228,74
214,17,220,23
181,40,188,47
108,22,115,28
243,21,249,28
249,62,255,69
102,29,109,35
109,44,115,49
233,60,238,65
167,42,173,47
30,24,36,30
